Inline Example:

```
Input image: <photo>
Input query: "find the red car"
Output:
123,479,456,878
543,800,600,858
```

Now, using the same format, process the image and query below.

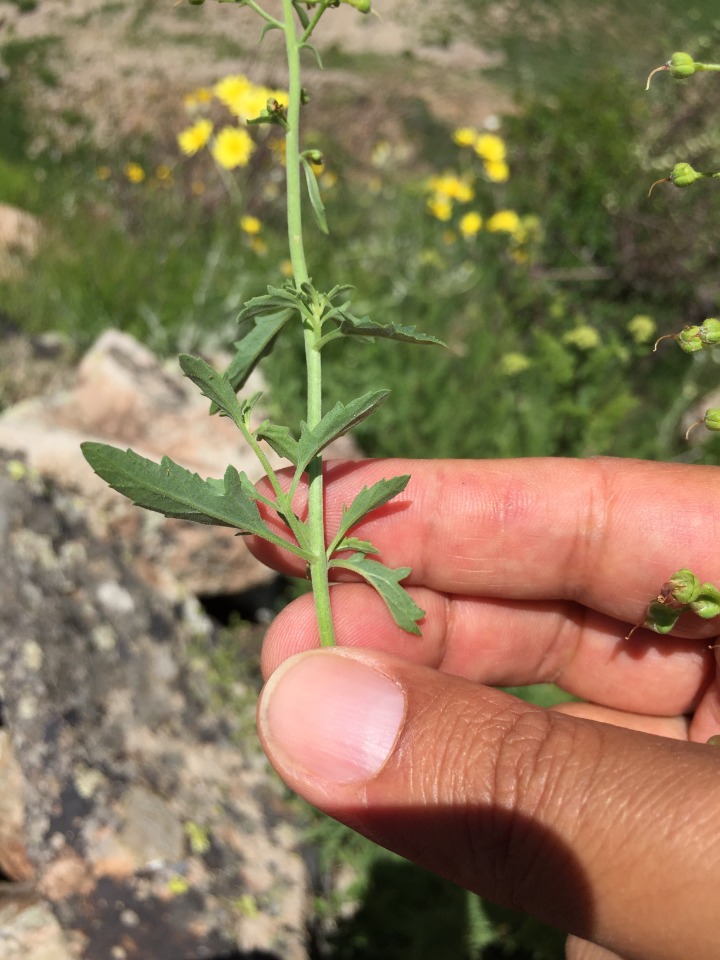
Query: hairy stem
282,0,336,646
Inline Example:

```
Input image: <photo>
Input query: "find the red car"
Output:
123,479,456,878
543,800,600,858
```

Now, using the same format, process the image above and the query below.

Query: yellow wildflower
453,126,478,148
474,133,506,163
191,179,206,195
459,211,483,238
214,75,252,110
155,164,172,182
280,259,294,278
627,314,656,344
178,119,213,156
240,214,262,235
183,87,213,110
442,229,457,246
124,162,145,184
564,324,601,350
428,173,474,203
427,196,453,221
96,165,112,181
251,236,268,256
484,159,510,183
500,352,532,375
211,126,255,170
215,75,287,121
487,209,521,234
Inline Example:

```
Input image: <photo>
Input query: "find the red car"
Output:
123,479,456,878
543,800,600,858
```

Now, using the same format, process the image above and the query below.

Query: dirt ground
2,0,508,148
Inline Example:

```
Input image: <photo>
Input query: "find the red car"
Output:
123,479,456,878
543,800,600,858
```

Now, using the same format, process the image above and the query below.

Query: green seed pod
644,599,682,634
668,52,697,79
676,325,703,353
699,318,720,344
668,568,701,604
670,162,703,188
690,582,720,619
703,409,720,431
706,735,720,747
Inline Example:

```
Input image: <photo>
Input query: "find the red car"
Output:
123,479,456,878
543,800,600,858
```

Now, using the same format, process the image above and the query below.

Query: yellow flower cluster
453,127,509,183
214,75,286,122
177,74,288,171
96,163,174,187
426,173,474,222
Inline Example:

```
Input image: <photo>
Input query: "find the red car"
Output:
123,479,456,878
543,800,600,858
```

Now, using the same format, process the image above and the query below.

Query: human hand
251,457,720,960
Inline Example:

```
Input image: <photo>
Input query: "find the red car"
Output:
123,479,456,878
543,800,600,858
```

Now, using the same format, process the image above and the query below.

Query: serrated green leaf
225,308,293,395
223,465,267,504
329,553,424,635
329,475,410,553
179,354,246,425
82,443,308,557
256,422,299,464
300,154,329,235
338,314,446,346
81,442,271,530
295,390,389,474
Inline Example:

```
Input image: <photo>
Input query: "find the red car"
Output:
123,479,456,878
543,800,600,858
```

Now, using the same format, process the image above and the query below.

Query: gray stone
0,452,309,959
0,329,356,599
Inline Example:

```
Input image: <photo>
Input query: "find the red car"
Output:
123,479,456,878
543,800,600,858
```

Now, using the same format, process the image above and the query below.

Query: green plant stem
241,0,282,30
242,426,311,555
282,0,336,646
300,0,333,44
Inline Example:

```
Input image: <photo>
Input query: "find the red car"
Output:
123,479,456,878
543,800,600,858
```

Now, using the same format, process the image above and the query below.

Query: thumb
258,648,720,960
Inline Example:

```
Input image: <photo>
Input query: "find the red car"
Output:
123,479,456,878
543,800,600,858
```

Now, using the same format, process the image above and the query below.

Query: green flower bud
667,568,701,604
699,318,720,344
302,149,325,167
667,52,697,79
703,408,720,431
670,162,703,188
690,582,720,619
644,599,682,634
675,325,703,353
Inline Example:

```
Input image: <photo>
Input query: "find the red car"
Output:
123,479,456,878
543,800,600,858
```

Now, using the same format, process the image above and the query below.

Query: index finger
250,456,720,623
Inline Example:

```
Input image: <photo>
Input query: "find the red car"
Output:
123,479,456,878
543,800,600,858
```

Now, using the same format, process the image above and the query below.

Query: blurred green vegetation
4,2,720,955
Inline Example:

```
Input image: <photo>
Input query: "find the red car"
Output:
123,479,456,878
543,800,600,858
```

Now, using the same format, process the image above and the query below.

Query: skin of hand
249,457,720,960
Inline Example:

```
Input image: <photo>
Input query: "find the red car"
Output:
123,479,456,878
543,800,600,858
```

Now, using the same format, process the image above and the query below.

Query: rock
0,204,41,280
0,451,309,959
0,329,359,598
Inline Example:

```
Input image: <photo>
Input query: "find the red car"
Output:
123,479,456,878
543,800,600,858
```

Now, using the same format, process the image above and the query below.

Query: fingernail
259,651,406,783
